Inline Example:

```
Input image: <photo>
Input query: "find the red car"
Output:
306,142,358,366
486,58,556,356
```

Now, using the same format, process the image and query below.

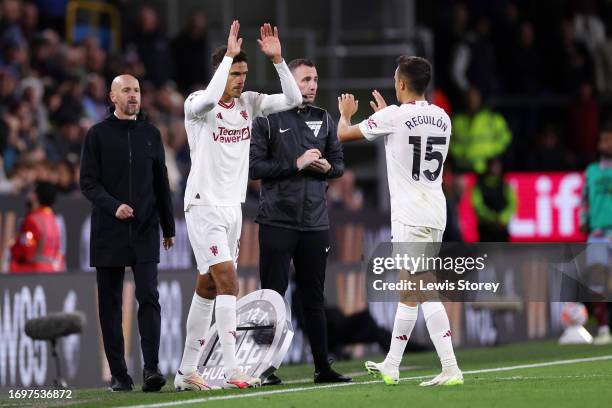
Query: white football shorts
185,205,242,274
391,222,444,273
391,222,443,243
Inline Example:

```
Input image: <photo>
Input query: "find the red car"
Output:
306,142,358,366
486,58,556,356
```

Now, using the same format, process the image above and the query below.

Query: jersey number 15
408,136,447,182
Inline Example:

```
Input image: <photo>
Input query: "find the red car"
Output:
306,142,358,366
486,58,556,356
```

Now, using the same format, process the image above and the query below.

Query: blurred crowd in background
0,0,611,213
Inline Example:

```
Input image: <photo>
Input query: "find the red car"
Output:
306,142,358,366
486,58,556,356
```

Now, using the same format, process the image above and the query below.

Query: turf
1,340,611,408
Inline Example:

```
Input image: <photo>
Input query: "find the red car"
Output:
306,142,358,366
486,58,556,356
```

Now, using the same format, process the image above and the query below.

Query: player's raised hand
225,20,243,58
370,90,387,112
257,23,282,64
338,94,359,119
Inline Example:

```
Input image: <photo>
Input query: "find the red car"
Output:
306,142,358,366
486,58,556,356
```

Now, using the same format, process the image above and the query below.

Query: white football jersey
358,101,451,230
183,56,301,209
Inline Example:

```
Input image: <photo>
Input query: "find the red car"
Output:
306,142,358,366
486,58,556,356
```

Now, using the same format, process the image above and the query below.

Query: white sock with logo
215,294,238,377
422,301,458,370
179,293,214,375
383,303,418,369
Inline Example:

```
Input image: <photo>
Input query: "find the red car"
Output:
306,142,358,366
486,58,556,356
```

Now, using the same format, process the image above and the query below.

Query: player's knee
196,274,217,299
210,263,238,296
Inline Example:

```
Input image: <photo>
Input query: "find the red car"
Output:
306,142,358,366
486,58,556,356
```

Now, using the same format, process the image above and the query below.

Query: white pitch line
124,354,612,408
282,365,423,385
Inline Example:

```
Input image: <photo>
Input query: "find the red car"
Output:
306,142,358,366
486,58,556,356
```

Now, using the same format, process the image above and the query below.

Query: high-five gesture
258,23,282,64
338,94,359,120
225,20,243,58
370,90,387,112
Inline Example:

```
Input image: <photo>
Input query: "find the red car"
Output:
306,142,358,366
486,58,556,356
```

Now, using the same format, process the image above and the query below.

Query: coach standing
250,59,351,385
80,74,175,392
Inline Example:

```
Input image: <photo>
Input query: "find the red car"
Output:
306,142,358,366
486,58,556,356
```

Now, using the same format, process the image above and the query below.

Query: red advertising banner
458,172,586,242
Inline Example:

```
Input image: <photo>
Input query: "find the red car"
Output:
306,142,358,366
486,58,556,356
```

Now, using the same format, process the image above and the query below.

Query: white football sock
179,293,214,374
422,301,458,369
383,303,418,369
215,294,238,377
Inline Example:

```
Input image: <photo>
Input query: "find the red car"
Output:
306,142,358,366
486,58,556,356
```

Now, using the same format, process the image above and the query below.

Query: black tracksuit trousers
258,224,331,372
96,262,161,380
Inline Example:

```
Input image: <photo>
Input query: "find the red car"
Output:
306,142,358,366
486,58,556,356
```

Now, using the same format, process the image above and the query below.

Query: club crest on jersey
240,110,248,120
216,112,223,120
306,121,323,137
367,118,378,129
210,245,218,256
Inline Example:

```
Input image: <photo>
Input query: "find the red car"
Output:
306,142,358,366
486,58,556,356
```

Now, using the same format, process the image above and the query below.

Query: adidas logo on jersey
306,121,323,137
216,112,223,120
395,334,408,341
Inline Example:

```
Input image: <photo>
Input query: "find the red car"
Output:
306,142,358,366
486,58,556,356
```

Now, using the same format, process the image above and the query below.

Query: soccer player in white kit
174,20,302,390
337,56,463,386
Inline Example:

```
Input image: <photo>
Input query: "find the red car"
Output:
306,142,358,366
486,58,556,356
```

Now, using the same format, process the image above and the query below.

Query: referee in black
250,59,351,385
80,74,175,392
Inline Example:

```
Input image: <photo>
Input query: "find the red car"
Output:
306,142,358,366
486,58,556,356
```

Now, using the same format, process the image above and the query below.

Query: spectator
434,2,470,106
494,1,522,85
450,87,512,173
526,123,575,171
505,22,541,95
55,158,78,194
46,118,83,162
548,19,595,94
471,157,516,242
51,77,85,124
9,181,65,272
0,0,25,53
30,29,61,78
452,16,498,97
129,6,174,87
573,11,608,92
171,11,210,93
82,73,107,123
19,1,39,42
580,124,612,345
19,76,49,135
567,82,600,167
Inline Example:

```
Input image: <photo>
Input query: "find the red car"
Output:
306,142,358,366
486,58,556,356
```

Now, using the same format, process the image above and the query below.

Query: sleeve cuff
273,59,287,69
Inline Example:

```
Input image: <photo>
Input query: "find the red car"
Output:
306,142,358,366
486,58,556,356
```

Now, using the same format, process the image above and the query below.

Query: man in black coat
249,58,351,385
80,74,175,392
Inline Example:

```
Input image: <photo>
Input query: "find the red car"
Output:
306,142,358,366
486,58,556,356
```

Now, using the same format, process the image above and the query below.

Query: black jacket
80,110,175,267
250,105,344,231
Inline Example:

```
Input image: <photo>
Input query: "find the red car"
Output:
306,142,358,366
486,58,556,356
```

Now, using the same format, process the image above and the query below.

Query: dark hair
396,55,432,95
288,58,315,72
211,46,248,70
35,182,57,207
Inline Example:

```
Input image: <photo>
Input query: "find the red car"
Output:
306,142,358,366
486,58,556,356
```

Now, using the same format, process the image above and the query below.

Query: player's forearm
190,57,233,115
260,60,302,115
337,116,351,140
276,60,301,105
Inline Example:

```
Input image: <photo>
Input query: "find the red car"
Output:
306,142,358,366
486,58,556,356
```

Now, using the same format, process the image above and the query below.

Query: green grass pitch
2,340,611,408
